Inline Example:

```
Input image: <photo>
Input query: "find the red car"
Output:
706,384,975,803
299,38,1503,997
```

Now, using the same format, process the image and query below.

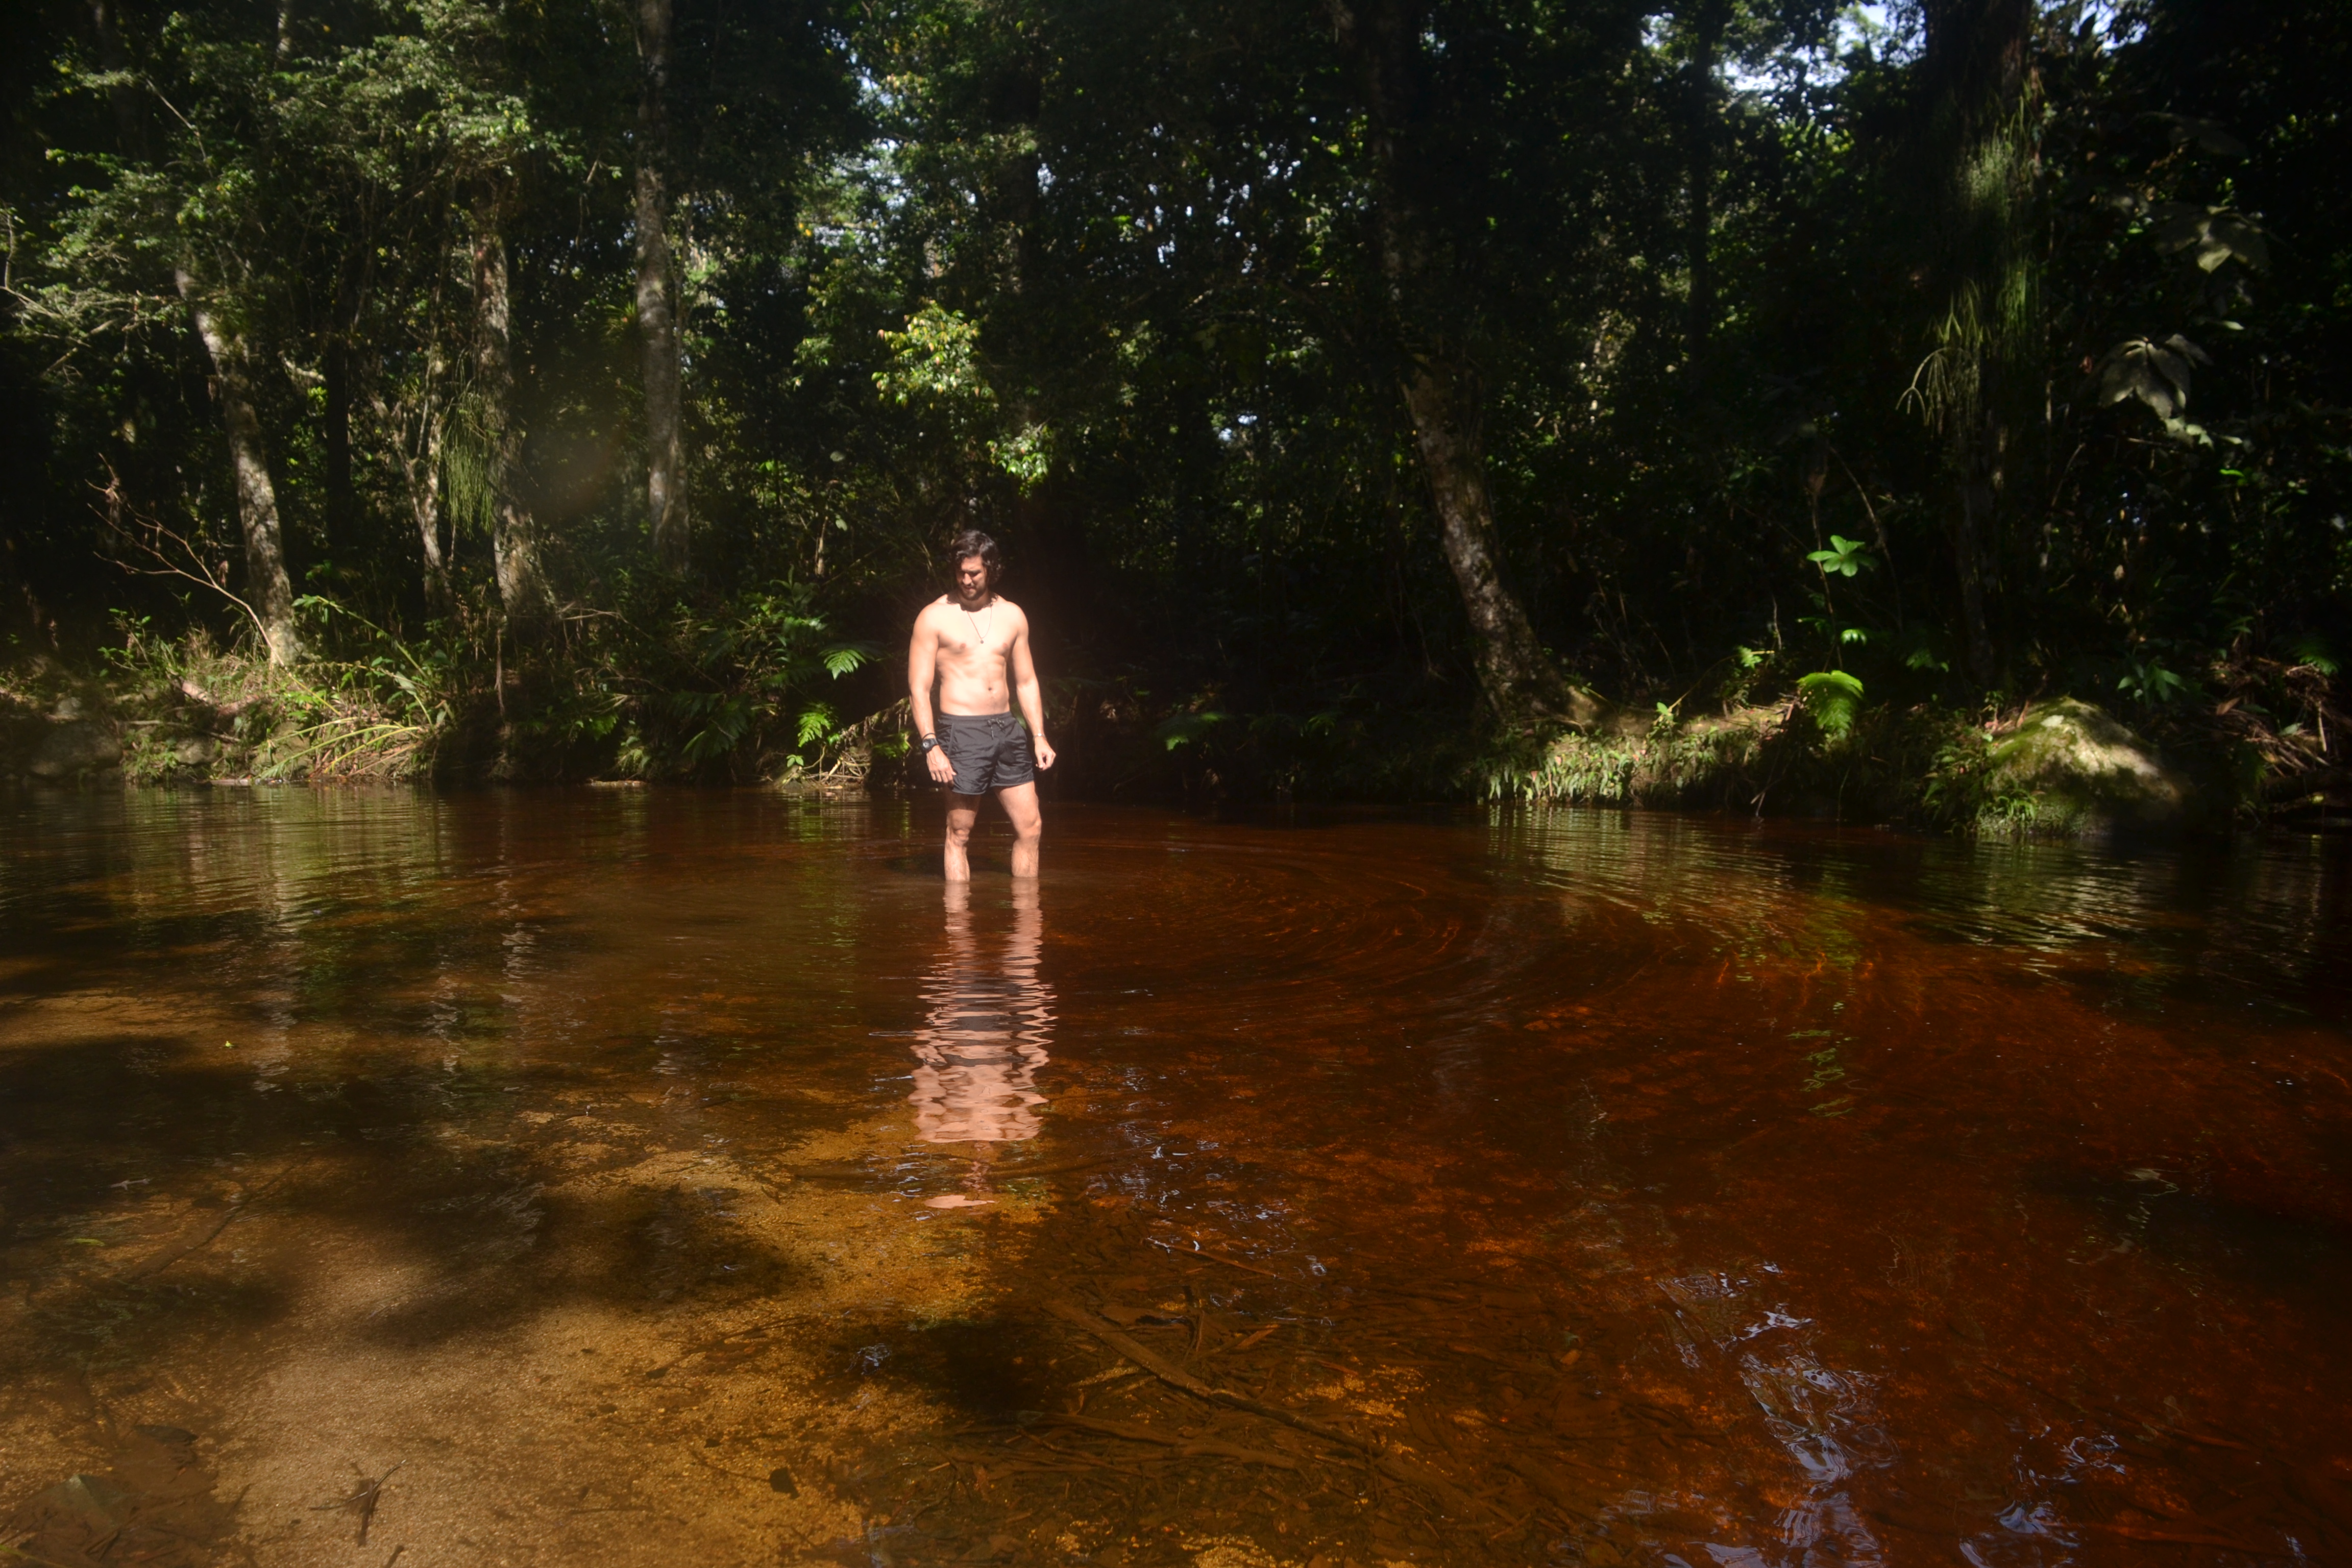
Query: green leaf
2118,655,2189,708
873,302,993,408
2097,334,2210,422
990,424,1052,490
1805,535,1875,577
2147,204,2268,272
821,642,877,678
1903,644,1950,673
2159,116,2249,158
2289,634,2340,677
1796,670,1866,738
1154,711,1227,750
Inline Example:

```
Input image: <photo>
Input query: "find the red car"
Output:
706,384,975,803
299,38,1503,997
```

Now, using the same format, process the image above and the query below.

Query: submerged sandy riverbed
4,790,2350,1566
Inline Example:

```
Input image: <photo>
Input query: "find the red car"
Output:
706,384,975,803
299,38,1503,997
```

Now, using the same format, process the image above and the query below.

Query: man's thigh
993,781,1042,835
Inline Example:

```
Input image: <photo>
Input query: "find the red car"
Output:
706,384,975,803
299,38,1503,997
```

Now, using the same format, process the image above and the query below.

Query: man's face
955,556,990,602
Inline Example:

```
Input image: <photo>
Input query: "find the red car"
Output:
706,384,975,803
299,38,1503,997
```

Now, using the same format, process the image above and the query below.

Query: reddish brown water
3,790,2349,1568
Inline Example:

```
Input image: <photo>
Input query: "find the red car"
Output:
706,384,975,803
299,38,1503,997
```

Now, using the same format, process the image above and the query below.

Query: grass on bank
1476,646,2344,837
11,604,2344,840
99,611,452,783
58,585,885,787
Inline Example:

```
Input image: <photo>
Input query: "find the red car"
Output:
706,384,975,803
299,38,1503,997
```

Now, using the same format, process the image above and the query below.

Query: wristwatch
920,734,941,752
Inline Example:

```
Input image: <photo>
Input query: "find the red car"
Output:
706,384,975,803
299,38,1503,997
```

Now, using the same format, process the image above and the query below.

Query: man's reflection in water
911,881,1054,1166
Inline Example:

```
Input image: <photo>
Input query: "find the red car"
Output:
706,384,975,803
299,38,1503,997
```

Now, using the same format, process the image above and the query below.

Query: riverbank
1483,689,2349,838
4,643,2344,838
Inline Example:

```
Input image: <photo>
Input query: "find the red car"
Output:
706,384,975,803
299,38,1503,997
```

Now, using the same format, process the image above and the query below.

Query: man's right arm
908,608,937,737
907,607,954,782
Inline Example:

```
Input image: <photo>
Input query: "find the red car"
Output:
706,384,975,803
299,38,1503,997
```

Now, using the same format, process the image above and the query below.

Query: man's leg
996,781,1042,878
944,796,982,883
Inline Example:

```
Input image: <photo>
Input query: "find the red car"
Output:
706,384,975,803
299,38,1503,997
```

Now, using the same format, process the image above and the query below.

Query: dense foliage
1,0,2344,802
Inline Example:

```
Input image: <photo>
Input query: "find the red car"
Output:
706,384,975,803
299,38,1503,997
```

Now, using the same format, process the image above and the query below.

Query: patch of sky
1664,3,1914,100
1725,0,2138,94
1829,2,1915,66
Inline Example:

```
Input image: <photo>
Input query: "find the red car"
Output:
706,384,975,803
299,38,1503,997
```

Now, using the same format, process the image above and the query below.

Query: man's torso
926,595,1019,716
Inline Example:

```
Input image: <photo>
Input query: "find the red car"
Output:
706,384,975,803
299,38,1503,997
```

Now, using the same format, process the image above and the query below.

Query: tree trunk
634,0,688,573
411,406,450,610
324,337,354,557
376,380,451,610
1950,409,2000,684
1685,0,1728,374
1331,0,1587,727
471,212,552,629
88,0,147,153
322,258,361,559
175,267,301,665
1401,361,1595,724
100,3,299,663
1918,0,2038,689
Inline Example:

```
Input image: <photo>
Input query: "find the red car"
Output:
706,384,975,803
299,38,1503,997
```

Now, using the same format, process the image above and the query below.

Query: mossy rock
18,717,123,781
1981,697,2193,835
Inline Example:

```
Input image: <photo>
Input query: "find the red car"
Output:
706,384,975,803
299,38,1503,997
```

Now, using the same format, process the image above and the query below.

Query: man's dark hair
946,529,1002,582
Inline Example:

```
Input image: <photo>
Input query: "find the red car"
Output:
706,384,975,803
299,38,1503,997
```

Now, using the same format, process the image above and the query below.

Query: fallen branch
1035,1412,1300,1471
1505,1454,1599,1522
311,1460,403,1547
2074,1519,2290,1557
92,465,271,652
123,1164,300,1282
1043,1300,1490,1518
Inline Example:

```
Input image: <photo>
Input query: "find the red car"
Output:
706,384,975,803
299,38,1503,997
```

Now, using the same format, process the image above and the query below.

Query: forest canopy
1,0,2345,808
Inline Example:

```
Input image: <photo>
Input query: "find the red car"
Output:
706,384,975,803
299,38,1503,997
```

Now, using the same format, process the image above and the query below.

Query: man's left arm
1010,611,1056,771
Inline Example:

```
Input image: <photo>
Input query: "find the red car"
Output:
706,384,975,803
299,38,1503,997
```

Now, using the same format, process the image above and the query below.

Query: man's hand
1033,736,1057,771
926,742,956,785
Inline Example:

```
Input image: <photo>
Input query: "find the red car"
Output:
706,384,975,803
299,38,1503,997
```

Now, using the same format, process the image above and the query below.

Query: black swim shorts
935,710,1037,795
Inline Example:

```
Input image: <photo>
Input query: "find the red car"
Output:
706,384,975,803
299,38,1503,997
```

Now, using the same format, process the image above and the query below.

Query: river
2,789,2347,1567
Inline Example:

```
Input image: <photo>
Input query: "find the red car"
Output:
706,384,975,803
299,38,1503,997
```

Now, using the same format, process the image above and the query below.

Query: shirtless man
908,530,1057,880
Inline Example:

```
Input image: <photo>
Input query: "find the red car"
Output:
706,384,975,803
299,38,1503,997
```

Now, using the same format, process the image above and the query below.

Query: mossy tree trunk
634,0,689,574
1915,0,2041,688
471,205,552,631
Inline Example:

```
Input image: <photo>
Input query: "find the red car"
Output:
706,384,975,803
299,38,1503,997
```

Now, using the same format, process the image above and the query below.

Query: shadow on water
2,789,2351,1566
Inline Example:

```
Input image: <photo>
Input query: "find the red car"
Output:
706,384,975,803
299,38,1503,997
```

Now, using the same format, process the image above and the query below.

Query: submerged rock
1981,697,2191,834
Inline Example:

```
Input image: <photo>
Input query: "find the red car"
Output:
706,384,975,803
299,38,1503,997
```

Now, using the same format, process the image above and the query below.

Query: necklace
961,596,992,644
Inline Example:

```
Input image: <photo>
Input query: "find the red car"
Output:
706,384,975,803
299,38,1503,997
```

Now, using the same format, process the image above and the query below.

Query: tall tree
176,267,301,662
470,195,552,629
1682,0,1732,375
1905,0,2041,684
5,0,2344,792
92,0,301,663
1330,0,1595,727
298,0,547,617
634,0,688,572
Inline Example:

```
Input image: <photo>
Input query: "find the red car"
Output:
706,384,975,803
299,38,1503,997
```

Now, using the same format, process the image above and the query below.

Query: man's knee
945,815,977,845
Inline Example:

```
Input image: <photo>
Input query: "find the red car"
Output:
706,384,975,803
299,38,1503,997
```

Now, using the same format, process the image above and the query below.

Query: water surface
2,790,2348,1567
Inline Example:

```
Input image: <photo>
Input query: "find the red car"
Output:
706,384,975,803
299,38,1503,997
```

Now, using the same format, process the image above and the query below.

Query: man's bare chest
936,612,1012,668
